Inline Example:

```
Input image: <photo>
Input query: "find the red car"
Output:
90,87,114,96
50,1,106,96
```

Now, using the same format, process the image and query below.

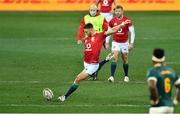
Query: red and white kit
109,16,133,53
83,32,106,75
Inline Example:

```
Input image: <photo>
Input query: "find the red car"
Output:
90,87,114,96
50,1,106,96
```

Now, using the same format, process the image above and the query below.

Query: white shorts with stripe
111,41,129,53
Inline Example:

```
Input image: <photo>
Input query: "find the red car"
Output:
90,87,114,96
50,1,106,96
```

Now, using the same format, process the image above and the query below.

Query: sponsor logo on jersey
161,70,172,75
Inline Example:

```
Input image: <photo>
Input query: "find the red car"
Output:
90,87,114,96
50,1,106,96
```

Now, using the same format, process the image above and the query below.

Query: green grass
0,11,180,113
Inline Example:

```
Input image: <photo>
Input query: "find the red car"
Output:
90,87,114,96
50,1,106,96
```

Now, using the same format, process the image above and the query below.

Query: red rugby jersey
99,0,114,13
109,16,133,43
84,32,106,64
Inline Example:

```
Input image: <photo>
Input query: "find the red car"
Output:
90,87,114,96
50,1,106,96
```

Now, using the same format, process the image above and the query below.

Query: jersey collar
154,63,162,67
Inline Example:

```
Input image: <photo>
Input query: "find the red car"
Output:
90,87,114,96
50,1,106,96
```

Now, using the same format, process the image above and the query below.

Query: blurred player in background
77,4,108,45
77,4,112,80
96,0,117,51
58,21,130,102
147,48,180,114
107,5,135,82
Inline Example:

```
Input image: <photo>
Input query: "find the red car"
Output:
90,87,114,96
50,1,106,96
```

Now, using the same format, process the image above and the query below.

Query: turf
0,11,180,113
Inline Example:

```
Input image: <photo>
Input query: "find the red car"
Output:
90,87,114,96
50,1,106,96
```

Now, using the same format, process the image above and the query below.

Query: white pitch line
67,81,146,84
0,81,40,84
138,37,180,40
0,104,149,108
0,37,71,41
0,80,146,84
167,62,180,65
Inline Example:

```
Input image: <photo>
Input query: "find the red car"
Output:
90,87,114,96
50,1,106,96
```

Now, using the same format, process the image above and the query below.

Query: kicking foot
105,53,114,61
88,72,98,81
58,95,66,102
108,76,114,83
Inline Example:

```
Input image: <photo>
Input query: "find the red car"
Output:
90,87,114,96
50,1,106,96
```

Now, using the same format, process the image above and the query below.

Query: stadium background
0,0,180,113
0,0,180,11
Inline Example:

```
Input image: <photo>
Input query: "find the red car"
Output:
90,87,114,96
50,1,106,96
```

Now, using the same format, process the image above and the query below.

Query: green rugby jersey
146,63,179,107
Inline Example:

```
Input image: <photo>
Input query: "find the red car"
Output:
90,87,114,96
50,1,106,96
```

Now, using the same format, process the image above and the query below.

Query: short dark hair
114,5,123,11
84,23,93,29
153,48,165,59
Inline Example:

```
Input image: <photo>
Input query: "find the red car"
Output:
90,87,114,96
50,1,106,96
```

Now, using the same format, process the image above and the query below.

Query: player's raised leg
89,53,114,80
58,70,88,102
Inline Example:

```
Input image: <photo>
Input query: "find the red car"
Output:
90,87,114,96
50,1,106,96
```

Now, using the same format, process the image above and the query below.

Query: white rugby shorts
84,62,99,75
100,12,113,22
111,41,129,53
149,106,174,114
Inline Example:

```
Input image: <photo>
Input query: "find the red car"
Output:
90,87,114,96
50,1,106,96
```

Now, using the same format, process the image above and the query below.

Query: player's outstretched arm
113,0,117,7
105,20,131,36
96,0,100,7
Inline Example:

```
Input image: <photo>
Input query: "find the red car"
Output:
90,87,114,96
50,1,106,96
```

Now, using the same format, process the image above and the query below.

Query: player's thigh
149,107,174,114
112,50,119,60
75,70,89,83
111,42,121,61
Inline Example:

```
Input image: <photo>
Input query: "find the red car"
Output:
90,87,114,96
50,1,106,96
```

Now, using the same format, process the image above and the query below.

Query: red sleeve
77,18,85,41
102,18,108,31
127,20,133,27
98,32,106,41
126,17,133,27
109,19,113,28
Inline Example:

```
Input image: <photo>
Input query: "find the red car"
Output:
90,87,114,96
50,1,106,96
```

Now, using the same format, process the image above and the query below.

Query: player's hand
128,43,134,51
121,20,131,26
173,98,178,106
77,40,82,45
105,43,110,51
150,99,159,106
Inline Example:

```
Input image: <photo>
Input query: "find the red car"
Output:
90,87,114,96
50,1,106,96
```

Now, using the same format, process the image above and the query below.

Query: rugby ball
43,88,54,100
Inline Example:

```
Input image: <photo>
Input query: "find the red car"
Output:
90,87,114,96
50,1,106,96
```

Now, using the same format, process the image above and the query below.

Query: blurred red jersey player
77,4,108,45
96,0,117,51
108,5,135,83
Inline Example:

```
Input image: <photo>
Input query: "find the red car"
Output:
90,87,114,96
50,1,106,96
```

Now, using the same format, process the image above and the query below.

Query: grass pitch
0,11,180,113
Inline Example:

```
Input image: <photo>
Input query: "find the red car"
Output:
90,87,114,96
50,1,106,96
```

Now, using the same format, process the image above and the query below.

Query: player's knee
112,57,118,62
75,77,81,84
123,60,128,64
123,58,128,64
122,55,128,63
